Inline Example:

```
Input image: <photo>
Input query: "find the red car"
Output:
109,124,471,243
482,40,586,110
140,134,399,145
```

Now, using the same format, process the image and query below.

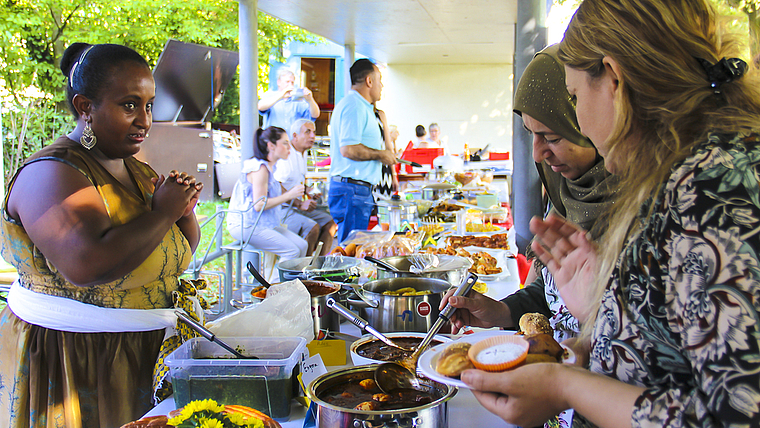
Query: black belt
333,176,373,189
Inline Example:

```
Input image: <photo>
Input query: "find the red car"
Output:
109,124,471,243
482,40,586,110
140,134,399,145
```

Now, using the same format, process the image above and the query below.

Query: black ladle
247,261,272,288
175,310,251,359
364,256,401,272
374,272,479,393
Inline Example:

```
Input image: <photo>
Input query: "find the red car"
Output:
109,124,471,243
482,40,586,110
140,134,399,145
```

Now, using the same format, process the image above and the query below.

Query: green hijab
514,44,618,240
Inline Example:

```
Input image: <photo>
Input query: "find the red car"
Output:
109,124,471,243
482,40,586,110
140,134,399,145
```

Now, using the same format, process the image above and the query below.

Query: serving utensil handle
411,272,479,360
326,297,369,330
175,310,248,359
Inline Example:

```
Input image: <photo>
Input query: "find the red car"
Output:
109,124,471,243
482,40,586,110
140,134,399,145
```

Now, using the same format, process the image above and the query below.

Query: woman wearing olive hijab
442,43,618,428
445,44,618,337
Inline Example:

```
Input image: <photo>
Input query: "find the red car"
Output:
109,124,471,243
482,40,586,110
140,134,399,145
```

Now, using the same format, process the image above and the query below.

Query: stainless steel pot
347,277,451,333
302,280,342,338
233,280,342,338
375,255,472,286
306,365,456,428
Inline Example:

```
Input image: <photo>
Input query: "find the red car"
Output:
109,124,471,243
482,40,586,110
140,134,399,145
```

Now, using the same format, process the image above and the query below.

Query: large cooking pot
236,280,342,338
376,255,472,286
348,277,451,333
302,280,343,337
306,365,456,428
277,256,363,308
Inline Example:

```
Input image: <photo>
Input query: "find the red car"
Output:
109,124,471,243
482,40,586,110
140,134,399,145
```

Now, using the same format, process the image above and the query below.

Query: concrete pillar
239,0,258,161
344,44,355,93
512,0,547,254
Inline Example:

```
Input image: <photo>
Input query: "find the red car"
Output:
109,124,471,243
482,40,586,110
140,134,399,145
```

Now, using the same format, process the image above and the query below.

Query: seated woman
0,42,202,427
227,126,309,269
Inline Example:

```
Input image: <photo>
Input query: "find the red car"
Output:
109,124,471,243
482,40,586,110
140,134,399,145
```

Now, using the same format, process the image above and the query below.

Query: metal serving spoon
374,272,479,393
326,297,414,352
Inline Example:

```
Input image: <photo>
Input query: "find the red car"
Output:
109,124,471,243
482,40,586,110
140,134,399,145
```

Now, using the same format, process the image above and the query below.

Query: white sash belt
8,280,177,334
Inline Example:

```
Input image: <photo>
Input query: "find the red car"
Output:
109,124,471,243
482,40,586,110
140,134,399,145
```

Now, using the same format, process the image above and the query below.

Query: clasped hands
151,170,203,219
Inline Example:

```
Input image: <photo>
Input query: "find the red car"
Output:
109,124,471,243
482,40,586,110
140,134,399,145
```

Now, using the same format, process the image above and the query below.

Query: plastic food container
165,336,308,420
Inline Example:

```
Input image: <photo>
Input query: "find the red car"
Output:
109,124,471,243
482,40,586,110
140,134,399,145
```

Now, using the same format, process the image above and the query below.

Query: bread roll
518,313,553,335
435,342,474,378
524,353,559,364
345,243,357,257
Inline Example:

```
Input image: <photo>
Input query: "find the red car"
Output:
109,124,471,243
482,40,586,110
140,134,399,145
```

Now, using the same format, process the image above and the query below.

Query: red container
396,148,444,173
489,152,510,161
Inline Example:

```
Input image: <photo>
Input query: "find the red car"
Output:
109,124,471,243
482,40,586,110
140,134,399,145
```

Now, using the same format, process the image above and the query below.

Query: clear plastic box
165,336,308,420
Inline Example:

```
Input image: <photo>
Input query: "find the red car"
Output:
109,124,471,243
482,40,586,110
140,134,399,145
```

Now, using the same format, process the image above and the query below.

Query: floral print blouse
588,132,760,427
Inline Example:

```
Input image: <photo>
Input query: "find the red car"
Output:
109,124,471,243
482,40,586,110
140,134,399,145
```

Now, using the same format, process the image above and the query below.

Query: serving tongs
175,310,250,359
374,272,479,393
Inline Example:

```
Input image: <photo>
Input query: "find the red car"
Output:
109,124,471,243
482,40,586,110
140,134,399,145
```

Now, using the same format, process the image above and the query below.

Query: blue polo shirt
329,90,383,184
260,92,315,130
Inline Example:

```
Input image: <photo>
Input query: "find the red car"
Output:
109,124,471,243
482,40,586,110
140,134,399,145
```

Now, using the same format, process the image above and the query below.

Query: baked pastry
524,333,565,362
435,342,474,377
518,313,553,336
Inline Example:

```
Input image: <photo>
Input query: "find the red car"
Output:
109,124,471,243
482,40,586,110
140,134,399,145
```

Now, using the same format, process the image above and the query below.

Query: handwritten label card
300,354,328,390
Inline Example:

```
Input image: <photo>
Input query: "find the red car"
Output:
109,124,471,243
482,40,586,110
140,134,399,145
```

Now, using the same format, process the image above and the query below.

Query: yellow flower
223,412,264,428
186,398,224,414
199,417,225,428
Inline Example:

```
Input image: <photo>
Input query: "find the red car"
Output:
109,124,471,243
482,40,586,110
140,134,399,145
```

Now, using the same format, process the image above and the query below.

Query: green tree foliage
554,0,756,58
0,0,319,183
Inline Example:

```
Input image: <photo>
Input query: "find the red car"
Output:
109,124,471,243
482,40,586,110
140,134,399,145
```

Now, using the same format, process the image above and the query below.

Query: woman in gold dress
0,42,202,427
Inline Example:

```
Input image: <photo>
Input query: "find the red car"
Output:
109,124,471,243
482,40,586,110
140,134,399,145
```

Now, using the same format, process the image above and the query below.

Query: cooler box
165,336,308,420
396,148,444,173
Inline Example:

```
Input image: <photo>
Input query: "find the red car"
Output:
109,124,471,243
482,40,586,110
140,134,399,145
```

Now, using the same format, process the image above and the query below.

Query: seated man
274,119,337,255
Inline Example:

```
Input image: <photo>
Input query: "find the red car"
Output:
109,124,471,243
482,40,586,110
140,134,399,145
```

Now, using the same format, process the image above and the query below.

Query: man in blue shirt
258,67,320,129
328,59,397,242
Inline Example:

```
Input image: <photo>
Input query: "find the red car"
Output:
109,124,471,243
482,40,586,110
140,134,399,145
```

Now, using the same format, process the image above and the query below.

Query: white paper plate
417,330,575,390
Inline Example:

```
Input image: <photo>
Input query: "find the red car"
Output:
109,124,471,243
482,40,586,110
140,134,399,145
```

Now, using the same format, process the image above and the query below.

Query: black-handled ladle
247,261,272,288
175,310,250,359
364,256,401,272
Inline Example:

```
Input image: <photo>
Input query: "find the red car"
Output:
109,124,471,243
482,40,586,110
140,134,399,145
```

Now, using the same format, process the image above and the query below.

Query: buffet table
144,383,516,428
143,261,521,427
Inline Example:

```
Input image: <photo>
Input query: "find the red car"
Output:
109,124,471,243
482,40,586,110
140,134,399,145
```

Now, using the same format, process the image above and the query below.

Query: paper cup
468,335,529,372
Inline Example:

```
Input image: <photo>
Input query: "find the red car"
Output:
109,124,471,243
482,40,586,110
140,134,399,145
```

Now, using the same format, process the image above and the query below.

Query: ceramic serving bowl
350,331,452,366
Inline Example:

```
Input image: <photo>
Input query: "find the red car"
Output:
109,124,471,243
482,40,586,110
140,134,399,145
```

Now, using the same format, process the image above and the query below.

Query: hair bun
60,42,92,76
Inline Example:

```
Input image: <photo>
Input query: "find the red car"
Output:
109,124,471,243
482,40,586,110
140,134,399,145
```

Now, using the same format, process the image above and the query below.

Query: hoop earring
80,121,97,150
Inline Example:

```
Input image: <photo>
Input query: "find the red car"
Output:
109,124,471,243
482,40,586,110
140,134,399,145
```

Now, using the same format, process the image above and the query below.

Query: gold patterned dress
0,137,192,427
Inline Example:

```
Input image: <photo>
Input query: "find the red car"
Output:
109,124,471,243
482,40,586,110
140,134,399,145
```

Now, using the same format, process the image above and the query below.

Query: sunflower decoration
167,399,265,428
